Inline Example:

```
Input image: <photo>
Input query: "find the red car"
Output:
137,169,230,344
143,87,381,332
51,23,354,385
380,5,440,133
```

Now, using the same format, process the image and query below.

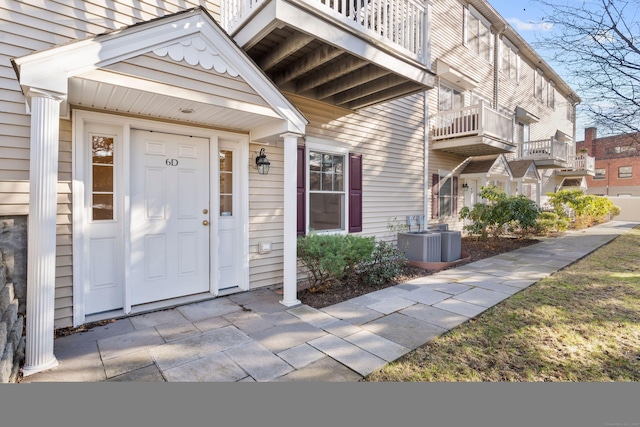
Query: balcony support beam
296,57,368,94
258,33,314,71
272,44,343,85
316,65,392,100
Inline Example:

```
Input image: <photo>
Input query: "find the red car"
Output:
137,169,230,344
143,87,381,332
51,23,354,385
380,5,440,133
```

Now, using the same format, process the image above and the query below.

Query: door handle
202,220,209,226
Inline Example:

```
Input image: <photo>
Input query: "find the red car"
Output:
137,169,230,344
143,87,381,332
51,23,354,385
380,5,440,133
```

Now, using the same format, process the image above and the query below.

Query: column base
279,298,301,307
22,356,59,377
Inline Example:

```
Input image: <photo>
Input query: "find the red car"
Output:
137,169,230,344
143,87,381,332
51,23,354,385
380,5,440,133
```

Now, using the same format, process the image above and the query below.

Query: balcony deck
221,0,434,110
429,102,516,156
519,138,570,169
556,154,596,177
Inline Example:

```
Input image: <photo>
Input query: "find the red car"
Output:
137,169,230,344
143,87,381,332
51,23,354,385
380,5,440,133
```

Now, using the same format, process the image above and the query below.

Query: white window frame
594,168,606,180
548,81,556,109
305,139,350,235
439,82,465,112
464,6,493,63
500,37,520,81
518,121,530,144
535,68,546,102
618,166,632,179
437,170,455,218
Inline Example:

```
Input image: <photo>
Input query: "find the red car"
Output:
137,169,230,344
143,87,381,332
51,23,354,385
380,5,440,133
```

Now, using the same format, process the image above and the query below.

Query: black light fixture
255,148,270,175
462,182,469,190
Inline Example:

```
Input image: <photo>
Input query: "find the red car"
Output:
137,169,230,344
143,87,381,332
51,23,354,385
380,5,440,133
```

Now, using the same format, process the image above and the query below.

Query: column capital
279,132,304,141
24,87,66,103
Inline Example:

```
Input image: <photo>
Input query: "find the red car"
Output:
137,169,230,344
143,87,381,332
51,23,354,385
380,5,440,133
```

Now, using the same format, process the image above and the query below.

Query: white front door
130,130,211,305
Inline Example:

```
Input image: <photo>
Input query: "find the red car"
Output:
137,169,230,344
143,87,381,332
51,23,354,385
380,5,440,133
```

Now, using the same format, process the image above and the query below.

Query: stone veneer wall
0,264,25,382
0,216,28,382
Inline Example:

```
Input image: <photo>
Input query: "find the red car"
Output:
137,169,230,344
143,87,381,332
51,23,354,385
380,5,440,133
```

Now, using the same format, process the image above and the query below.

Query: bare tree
532,0,640,135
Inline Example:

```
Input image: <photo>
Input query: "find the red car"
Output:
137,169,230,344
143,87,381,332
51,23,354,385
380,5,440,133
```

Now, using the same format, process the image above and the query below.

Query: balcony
429,101,516,156
556,154,596,177
518,138,570,169
220,0,434,111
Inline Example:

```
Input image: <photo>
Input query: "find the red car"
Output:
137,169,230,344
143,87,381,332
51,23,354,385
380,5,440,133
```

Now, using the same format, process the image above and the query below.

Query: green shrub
546,190,621,228
535,211,570,235
459,185,540,239
364,240,407,286
296,232,375,289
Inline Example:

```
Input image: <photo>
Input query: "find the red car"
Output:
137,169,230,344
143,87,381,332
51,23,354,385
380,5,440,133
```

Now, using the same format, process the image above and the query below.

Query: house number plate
165,158,179,166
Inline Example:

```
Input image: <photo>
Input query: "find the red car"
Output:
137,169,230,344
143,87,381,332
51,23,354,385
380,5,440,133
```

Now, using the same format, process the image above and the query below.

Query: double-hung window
500,37,519,81
297,140,362,235
439,83,464,111
618,166,632,179
465,7,492,62
535,69,546,102
548,81,556,109
431,172,458,219
594,169,606,180
308,150,345,232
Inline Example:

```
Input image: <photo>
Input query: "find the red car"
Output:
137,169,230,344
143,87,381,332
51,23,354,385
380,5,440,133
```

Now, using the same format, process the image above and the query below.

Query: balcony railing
570,154,596,174
221,0,427,60
519,137,569,163
429,101,514,143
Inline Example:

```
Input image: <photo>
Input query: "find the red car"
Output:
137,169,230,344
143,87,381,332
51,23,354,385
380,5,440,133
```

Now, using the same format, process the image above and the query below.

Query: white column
280,133,302,307
22,90,63,376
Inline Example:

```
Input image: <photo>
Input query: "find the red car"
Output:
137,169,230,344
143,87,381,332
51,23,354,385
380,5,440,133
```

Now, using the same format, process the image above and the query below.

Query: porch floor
21,221,637,382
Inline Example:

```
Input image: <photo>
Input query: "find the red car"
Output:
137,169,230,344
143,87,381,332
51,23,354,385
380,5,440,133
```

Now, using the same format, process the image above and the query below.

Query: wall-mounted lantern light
462,182,469,191
255,148,270,175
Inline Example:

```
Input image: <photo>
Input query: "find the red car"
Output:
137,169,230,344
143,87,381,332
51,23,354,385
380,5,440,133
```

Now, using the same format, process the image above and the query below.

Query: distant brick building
576,127,640,196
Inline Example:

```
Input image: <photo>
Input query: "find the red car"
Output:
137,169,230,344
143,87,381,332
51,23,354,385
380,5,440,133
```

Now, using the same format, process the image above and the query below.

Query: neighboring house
0,0,580,376
577,127,640,197
426,0,590,227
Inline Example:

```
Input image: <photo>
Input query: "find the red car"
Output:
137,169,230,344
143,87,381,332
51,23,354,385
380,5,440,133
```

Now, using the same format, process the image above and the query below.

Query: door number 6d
165,158,179,166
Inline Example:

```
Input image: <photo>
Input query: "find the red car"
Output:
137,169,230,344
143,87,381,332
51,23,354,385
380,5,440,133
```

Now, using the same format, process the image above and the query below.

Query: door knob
202,220,209,226
202,209,208,214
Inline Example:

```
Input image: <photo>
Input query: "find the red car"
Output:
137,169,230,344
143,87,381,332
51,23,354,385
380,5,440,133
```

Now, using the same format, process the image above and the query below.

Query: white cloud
507,17,553,32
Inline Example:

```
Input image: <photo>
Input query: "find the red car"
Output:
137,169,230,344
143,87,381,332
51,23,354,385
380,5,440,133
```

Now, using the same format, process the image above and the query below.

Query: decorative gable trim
153,37,239,77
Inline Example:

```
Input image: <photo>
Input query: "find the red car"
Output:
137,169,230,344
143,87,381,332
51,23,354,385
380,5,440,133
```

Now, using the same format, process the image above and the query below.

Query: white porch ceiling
68,76,280,132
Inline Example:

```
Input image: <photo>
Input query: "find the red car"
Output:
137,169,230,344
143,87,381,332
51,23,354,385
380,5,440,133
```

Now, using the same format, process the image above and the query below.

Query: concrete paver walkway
20,221,637,382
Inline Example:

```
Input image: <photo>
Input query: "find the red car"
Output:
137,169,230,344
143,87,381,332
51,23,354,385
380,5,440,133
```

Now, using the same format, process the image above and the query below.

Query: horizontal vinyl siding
247,94,427,290
0,1,222,328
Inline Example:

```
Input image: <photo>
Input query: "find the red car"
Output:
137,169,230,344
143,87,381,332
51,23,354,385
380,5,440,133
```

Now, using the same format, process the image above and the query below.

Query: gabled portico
12,7,307,376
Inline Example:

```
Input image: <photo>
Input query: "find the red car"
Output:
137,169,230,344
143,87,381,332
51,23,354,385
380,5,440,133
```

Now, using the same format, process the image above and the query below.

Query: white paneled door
130,130,210,305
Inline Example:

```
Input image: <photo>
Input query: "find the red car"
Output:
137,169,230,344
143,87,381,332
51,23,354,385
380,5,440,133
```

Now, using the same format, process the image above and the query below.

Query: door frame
72,110,249,327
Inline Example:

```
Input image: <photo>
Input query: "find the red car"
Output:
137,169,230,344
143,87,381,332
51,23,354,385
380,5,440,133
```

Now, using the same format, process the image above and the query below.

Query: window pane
322,171,333,191
618,166,632,178
92,137,114,164
309,193,344,231
92,194,113,220
594,169,606,180
92,165,113,192
309,171,321,191
220,195,233,216
309,152,322,172
220,172,232,193
220,150,233,172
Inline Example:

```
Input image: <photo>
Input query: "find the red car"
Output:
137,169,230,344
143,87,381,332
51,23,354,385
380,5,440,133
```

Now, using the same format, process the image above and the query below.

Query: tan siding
247,94,427,290
107,54,270,108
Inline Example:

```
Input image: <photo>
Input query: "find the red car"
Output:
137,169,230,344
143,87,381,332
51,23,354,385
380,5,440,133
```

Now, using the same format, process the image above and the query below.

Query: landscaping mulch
298,236,540,309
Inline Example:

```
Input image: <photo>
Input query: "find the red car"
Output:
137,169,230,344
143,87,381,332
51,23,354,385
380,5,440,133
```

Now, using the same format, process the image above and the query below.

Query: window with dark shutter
348,153,362,233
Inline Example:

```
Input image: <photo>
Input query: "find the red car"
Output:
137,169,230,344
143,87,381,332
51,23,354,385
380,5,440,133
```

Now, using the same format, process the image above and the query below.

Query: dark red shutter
297,146,306,236
452,176,459,215
431,173,439,219
348,153,363,233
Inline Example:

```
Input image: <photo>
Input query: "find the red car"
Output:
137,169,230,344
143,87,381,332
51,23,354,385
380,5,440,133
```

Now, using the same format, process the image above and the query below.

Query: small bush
546,190,621,228
535,211,569,236
364,240,407,286
296,233,375,290
459,186,540,239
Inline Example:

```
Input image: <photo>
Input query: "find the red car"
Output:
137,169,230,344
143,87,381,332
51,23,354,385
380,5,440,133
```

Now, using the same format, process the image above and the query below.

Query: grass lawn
364,225,640,382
